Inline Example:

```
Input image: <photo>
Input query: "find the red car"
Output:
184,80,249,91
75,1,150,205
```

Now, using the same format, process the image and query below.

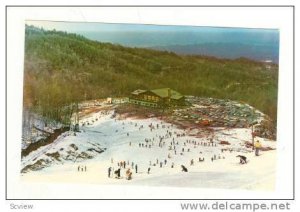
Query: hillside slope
23,25,278,123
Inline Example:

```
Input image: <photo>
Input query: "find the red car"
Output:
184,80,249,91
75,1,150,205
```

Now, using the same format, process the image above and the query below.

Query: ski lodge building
129,88,185,108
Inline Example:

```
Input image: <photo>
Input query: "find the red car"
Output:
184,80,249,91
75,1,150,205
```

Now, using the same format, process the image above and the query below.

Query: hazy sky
26,20,278,33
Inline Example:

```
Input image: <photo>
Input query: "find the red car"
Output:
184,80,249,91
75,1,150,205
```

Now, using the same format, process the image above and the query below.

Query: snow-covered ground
21,110,276,190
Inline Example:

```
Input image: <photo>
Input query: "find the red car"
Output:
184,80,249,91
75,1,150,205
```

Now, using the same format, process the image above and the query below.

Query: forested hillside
23,25,278,124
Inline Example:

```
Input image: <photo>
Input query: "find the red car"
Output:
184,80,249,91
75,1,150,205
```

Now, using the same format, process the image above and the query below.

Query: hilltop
23,25,278,124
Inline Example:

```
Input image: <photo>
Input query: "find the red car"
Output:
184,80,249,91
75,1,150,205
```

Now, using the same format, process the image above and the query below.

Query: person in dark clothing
181,165,188,172
114,168,121,178
135,164,138,173
147,167,151,174
236,155,247,164
108,167,112,178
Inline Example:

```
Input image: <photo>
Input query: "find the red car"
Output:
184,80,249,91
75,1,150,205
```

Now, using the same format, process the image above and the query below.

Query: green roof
150,88,183,100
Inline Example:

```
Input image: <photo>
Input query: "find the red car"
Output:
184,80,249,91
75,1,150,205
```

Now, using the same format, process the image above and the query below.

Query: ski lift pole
251,123,254,150
250,108,258,150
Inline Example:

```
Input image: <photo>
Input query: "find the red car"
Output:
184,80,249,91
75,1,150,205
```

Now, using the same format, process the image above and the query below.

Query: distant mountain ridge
150,43,279,63
78,29,279,63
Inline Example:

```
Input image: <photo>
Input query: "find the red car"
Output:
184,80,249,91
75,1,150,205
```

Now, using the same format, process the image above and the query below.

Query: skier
236,155,247,164
181,165,188,172
114,168,121,178
126,168,132,180
190,159,194,166
108,167,112,178
254,140,262,156
135,164,138,173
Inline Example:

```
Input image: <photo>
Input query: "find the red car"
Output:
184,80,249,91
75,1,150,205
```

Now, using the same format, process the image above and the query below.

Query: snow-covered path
21,110,276,191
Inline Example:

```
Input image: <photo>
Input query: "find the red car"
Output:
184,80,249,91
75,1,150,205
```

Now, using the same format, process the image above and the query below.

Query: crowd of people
78,111,263,182
101,118,233,181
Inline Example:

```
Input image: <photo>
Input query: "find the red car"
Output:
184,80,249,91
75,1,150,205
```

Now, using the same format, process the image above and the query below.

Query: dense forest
23,25,278,125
